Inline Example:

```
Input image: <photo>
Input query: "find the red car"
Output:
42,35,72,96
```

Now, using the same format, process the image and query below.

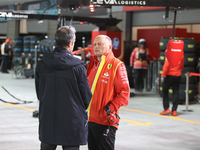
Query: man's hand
104,105,111,115
104,105,120,125
161,77,164,83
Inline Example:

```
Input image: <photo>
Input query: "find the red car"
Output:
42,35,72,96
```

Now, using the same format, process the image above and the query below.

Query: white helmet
138,38,146,48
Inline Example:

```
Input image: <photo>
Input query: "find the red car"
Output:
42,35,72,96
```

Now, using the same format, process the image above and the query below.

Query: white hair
95,35,112,45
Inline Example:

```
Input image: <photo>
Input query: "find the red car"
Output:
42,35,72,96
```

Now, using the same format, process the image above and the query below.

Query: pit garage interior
0,0,200,150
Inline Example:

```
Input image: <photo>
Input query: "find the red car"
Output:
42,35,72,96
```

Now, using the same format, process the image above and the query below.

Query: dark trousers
8,55,13,70
88,122,116,150
2,55,9,72
40,143,79,150
162,75,181,111
133,69,147,90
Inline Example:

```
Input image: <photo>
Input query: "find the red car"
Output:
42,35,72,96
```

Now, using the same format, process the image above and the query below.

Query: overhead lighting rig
89,0,95,13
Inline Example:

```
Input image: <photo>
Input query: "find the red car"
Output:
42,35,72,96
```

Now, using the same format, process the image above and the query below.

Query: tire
23,45,30,53
184,53,197,67
30,45,36,53
29,36,37,45
166,83,196,102
181,67,196,84
23,36,30,47
159,64,163,77
178,83,196,102
158,51,165,65
159,38,170,51
195,43,200,57
182,38,196,53
29,36,38,54
13,51,22,57
14,36,23,47
14,46,23,52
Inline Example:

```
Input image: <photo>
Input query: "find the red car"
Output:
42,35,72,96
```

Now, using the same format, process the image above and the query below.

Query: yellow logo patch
188,58,194,62
159,42,164,46
107,64,112,69
187,44,194,48
160,56,165,60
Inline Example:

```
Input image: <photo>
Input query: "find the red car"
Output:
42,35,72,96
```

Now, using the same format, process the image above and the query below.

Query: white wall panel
132,8,200,26
27,19,48,33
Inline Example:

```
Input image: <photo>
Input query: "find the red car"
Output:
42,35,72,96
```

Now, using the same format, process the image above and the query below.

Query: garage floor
0,71,200,150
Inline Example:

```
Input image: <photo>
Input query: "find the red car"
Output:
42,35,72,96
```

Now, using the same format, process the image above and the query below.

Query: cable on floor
0,84,37,104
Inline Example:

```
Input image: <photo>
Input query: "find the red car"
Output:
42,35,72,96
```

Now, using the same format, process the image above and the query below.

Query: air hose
0,84,36,104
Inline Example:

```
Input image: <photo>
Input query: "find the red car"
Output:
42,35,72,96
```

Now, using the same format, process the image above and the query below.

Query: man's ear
68,41,72,47
109,44,112,51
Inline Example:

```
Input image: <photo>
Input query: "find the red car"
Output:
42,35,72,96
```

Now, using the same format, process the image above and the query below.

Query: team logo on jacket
101,72,109,82
107,64,112,69
104,72,109,77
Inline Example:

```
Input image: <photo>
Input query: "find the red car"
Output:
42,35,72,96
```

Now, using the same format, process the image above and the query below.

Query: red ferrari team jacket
87,52,130,129
129,47,150,69
161,55,184,77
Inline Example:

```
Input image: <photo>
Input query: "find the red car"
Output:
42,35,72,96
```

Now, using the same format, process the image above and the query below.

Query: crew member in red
160,39,184,116
87,35,130,150
129,38,155,92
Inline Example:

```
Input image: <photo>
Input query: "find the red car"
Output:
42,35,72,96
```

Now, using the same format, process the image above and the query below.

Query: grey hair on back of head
55,26,76,47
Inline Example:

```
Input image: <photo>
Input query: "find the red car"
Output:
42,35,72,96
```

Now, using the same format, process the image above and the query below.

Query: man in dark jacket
35,26,92,150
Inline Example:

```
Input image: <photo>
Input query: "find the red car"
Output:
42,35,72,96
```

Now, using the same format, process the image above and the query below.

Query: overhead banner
93,0,146,6
0,11,28,19
93,0,200,7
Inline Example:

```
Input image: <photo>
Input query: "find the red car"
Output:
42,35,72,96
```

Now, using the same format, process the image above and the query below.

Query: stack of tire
158,37,197,103
38,39,55,54
29,36,40,66
13,36,24,66
23,36,30,56
22,36,35,78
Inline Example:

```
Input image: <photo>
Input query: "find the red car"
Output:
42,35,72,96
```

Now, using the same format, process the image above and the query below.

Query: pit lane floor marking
120,107,200,125
2,103,200,125
122,119,152,125
1,103,35,112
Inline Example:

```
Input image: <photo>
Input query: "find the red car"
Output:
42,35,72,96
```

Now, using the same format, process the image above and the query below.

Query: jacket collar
53,47,72,56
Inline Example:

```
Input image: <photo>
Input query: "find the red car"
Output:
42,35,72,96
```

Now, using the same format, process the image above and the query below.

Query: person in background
129,38,155,92
7,39,14,70
35,26,92,150
0,39,5,68
160,40,184,116
1,39,11,73
87,35,130,150
1,39,5,56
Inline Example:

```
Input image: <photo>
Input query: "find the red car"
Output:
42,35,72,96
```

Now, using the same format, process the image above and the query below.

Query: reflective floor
0,71,200,150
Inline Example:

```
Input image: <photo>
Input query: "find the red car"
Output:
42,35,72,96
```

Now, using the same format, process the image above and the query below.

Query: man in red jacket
87,35,130,150
160,39,184,116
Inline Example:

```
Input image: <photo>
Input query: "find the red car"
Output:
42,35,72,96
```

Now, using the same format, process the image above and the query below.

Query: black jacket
35,47,92,145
